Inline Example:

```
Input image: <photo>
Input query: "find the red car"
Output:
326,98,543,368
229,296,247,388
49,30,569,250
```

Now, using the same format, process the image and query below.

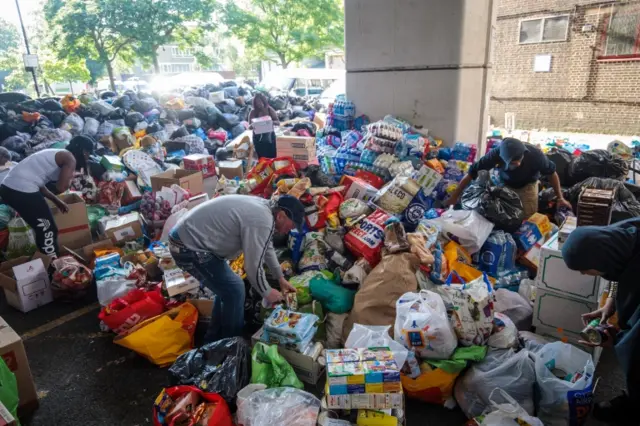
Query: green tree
124,0,218,73
222,0,344,69
0,17,20,53
42,57,90,95
44,0,137,91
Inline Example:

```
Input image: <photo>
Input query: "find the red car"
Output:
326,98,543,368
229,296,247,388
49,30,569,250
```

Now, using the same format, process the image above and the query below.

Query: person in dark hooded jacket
562,218,640,424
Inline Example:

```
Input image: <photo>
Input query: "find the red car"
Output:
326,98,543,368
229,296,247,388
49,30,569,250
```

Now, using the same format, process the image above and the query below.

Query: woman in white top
0,135,94,257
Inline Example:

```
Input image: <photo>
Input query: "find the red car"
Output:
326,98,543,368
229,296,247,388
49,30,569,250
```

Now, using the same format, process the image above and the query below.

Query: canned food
580,319,610,345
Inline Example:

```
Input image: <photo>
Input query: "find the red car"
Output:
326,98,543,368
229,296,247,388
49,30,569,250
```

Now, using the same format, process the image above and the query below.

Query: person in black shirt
445,138,571,218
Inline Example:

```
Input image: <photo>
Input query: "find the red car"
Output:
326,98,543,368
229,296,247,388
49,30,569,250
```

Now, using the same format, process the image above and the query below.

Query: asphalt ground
0,288,624,426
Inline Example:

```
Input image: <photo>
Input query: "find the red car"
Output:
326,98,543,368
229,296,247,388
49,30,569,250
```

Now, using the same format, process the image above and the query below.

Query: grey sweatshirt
173,194,283,297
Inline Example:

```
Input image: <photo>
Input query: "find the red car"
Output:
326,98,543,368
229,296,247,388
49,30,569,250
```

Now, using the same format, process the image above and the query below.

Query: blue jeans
169,230,245,343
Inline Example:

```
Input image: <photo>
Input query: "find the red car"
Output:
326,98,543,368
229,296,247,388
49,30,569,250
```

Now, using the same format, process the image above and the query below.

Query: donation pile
0,89,633,425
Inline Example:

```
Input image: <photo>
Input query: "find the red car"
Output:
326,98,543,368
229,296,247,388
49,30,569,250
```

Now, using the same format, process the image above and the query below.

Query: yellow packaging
526,213,552,237
444,241,471,269
383,382,402,393
365,383,384,393
347,374,366,385
357,410,398,426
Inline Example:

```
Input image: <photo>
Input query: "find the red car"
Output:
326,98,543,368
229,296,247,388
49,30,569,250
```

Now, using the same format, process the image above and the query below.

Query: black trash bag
170,126,189,139
87,157,107,181
269,95,288,110
216,100,237,114
75,104,99,120
218,113,240,131
41,110,67,128
220,80,237,88
7,150,22,162
277,109,292,122
538,187,558,216
112,95,134,110
293,110,309,119
566,177,640,223
125,111,145,129
223,86,239,99
236,105,250,122
215,147,230,161
568,149,628,184
34,117,54,131
461,170,524,232
106,108,126,120
177,109,195,121
230,123,246,139
204,106,222,126
133,98,157,114
168,337,250,406
291,122,316,136
303,164,336,187
163,109,178,123
0,92,31,103
146,122,164,134
123,90,139,103
204,84,221,92
18,99,44,113
100,91,117,99
0,120,31,142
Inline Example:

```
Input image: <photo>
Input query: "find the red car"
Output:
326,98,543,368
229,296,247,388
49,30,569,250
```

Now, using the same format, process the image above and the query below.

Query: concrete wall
490,1,640,134
344,0,496,147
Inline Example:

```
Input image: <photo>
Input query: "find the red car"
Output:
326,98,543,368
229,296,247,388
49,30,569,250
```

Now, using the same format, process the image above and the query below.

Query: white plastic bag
345,324,408,368
454,348,536,418
394,290,457,360
534,342,595,426
436,275,495,346
82,117,100,137
96,277,137,306
424,208,493,254
518,278,536,304
494,288,533,331
478,389,544,426
159,207,188,242
237,387,320,426
487,312,518,349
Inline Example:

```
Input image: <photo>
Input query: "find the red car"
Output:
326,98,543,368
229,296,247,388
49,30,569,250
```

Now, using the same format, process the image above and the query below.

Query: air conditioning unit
581,23,595,32
505,113,516,132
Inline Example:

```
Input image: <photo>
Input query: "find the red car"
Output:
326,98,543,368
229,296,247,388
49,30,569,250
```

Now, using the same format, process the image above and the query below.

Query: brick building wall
489,0,640,134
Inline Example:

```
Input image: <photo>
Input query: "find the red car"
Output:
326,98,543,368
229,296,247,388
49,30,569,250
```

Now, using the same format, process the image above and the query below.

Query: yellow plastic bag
445,241,495,284
400,368,460,405
114,302,198,367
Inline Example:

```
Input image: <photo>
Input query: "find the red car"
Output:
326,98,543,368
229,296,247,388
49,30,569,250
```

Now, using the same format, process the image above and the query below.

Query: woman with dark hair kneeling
562,218,640,424
0,135,95,257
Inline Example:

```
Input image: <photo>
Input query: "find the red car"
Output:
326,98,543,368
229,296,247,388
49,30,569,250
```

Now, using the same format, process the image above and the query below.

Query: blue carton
514,221,543,252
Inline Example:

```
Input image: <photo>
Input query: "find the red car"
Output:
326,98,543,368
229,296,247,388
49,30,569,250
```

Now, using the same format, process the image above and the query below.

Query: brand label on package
114,226,136,241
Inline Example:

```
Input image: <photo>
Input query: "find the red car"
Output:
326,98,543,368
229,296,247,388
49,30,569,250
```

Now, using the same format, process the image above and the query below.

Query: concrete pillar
345,0,496,148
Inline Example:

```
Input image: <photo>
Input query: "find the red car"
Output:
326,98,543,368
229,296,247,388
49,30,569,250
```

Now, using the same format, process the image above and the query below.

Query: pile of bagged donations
0,84,637,426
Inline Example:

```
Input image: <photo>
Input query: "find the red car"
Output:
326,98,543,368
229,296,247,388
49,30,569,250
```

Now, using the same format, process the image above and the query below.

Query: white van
258,68,344,97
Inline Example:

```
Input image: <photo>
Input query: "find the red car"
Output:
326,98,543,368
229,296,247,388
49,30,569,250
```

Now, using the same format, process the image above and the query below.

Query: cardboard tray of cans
577,188,614,226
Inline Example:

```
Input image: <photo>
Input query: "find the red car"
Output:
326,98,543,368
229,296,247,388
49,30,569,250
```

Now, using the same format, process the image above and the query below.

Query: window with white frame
159,63,193,73
603,10,640,57
519,15,570,44
170,47,194,57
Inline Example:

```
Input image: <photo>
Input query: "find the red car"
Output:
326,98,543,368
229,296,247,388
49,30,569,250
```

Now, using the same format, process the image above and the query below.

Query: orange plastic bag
61,95,81,113
400,369,460,405
114,302,198,366
247,158,275,195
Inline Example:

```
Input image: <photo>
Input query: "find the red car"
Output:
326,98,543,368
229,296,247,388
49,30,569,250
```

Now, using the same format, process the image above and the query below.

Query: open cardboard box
150,169,203,195
0,252,53,313
251,327,324,385
46,193,92,253
0,316,38,414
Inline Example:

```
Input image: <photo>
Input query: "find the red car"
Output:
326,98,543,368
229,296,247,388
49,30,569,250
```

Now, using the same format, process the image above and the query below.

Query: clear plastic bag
487,312,518,349
477,389,543,426
345,324,408,368
454,348,536,418
534,342,595,426
236,388,320,426
424,208,494,254
494,288,533,331
6,216,36,259
394,291,457,360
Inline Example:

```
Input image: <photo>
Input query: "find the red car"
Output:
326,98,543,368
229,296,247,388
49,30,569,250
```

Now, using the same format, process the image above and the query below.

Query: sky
4,0,41,31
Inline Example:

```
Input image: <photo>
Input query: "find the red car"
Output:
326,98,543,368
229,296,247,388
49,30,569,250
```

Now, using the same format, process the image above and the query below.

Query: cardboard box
537,234,600,303
186,193,209,210
251,116,274,135
558,216,577,248
533,287,600,338
100,155,125,171
46,193,92,252
533,324,604,367
183,154,216,179
516,234,545,272
163,268,199,297
150,169,204,195
0,400,17,425
0,253,53,313
251,327,324,385
325,390,404,410
345,178,378,202
513,221,544,253
276,135,315,150
313,112,326,129
122,180,142,205
188,298,214,325
103,212,143,244
0,317,38,413
217,160,244,180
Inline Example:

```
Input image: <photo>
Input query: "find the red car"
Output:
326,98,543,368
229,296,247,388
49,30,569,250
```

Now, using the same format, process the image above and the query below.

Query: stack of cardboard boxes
276,136,317,168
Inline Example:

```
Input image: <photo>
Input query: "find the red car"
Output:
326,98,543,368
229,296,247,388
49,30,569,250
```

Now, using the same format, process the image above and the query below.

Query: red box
183,154,216,178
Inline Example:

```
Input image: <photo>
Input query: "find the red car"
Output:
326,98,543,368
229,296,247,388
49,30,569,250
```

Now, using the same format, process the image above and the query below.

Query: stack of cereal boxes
325,347,403,410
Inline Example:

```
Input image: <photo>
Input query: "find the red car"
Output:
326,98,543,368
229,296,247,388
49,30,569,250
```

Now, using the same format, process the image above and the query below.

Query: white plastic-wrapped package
345,324,408,368
236,388,320,426
423,208,493,254
534,342,595,426
394,290,457,359
454,348,536,418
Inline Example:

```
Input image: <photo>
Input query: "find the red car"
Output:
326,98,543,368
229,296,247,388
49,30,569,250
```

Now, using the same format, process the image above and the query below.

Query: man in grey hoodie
169,194,306,343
